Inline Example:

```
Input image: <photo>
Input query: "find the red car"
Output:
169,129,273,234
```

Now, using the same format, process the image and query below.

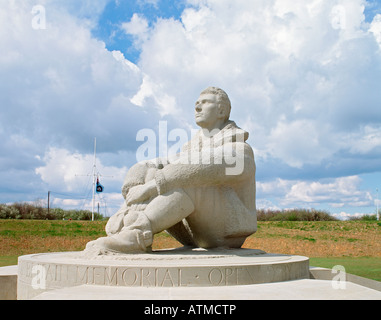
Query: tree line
1,202,377,221
0,202,104,221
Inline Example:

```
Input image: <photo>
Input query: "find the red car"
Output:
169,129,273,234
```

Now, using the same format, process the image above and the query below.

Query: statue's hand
126,180,158,206
122,184,130,199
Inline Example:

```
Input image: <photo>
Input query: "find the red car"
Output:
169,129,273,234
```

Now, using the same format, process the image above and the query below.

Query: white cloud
370,14,381,47
348,125,381,154
121,13,150,43
0,0,165,206
0,1,160,196
0,1,146,150
257,179,294,197
332,212,375,220
34,147,126,215
131,75,178,116
266,119,334,168
282,176,373,207
257,175,373,210
35,148,127,193
256,199,282,211
52,0,112,26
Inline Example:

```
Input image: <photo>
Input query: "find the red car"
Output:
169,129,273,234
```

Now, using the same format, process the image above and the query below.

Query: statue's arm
121,162,148,199
121,158,170,199
154,142,255,195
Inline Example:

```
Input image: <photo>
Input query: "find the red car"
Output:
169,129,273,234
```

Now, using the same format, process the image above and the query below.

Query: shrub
257,208,337,221
0,203,104,221
348,214,378,221
0,204,21,219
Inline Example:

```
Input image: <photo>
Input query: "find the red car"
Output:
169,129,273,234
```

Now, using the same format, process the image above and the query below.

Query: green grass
0,256,19,267
310,257,381,282
0,219,106,238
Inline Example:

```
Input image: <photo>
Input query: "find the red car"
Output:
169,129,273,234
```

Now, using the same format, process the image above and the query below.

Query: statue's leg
86,209,153,253
86,188,195,253
143,188,195,234
105,202,128,236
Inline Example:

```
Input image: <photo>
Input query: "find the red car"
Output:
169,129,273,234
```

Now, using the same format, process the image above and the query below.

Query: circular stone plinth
17,248,310,300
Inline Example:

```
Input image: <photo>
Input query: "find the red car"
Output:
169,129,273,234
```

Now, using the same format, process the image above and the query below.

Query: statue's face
195,93,221,129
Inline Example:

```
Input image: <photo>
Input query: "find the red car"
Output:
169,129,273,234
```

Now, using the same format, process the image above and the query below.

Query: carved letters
19,262,257,287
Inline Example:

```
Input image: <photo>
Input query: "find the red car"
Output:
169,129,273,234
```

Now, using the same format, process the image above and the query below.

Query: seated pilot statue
86,87,257,254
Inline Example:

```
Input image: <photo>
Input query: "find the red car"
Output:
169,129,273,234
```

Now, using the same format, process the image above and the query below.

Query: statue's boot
86,211,153,253
104,202,127,236
105,202,149,236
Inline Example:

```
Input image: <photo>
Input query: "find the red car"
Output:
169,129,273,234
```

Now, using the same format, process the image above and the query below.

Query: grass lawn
1,219,380,281
309,257,381,282
0,255,18,267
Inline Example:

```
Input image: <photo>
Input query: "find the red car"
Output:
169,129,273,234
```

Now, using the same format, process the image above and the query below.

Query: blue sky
1,0,381,219
92,0,186,63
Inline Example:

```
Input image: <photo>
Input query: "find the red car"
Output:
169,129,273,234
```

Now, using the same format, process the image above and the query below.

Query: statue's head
195,87,231,130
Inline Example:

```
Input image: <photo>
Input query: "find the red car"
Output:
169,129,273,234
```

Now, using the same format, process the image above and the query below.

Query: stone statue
86,87,257,254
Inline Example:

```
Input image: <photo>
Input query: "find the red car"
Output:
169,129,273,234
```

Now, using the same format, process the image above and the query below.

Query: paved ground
33,279,381,300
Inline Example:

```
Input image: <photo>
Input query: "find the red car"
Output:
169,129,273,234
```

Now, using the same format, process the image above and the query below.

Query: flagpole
377,188,379,221
75,137,112,220
92,138,96,222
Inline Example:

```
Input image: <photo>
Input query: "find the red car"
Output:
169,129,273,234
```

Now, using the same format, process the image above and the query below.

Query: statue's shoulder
217,121,250,144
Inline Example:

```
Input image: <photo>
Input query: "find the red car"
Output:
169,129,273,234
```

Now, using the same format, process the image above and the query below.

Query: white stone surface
310,266,381,292
0,265,18,276
17,249,310,300
33,279,381,300
0,265,18,300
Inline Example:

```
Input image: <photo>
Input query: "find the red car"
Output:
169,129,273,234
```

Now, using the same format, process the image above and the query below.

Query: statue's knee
171,188,196,213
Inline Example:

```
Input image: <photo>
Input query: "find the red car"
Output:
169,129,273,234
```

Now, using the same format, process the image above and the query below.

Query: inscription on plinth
19,263,270,288
17,251,310,300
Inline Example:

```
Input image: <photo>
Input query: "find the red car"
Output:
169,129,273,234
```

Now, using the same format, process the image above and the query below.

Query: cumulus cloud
370,13,381,46
283,176,373,207
0,0,162,204
35,147,126,192
121,13,150,45
0,0,149,151
266,119,335,168
35,147,126,213
257,176,373,209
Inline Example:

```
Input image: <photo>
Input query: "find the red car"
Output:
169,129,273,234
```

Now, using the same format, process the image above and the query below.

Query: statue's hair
200,87,231,121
